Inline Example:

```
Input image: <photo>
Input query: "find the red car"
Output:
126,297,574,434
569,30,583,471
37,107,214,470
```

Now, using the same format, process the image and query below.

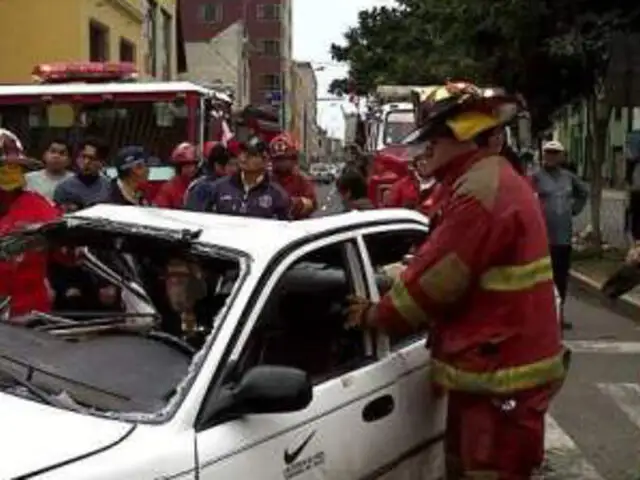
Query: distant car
310,163,334,184
0,206,446,479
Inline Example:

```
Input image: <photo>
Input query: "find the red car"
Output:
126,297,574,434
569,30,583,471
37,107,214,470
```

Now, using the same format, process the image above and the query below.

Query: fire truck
0,62,231,197
364,84,531,207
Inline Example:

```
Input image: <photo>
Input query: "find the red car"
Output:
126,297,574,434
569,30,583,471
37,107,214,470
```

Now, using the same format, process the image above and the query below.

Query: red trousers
445,385,557,479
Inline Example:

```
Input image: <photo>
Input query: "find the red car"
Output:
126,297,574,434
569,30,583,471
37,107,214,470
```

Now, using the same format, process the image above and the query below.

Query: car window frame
356,223,430,356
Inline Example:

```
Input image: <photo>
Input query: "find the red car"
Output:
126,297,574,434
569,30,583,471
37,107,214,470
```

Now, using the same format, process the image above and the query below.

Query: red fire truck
0,62,231,197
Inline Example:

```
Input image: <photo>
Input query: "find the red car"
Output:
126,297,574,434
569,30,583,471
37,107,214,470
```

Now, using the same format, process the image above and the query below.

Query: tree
330,0,640,248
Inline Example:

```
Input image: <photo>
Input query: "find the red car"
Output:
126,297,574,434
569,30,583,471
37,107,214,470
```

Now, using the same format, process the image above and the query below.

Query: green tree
330,0,640,247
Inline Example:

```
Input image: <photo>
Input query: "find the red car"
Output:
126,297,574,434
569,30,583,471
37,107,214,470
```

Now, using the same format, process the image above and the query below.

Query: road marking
597,383,640,429
565,340,640,354
545,415,605,479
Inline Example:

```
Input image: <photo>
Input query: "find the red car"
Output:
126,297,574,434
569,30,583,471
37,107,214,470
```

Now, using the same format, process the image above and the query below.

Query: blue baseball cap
114,146,148,172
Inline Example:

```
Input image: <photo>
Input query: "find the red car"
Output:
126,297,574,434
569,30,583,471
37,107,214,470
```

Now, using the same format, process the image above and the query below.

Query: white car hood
0,392,133,479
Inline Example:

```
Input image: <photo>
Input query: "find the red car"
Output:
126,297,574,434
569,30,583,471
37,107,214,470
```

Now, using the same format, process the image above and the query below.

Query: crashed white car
0,206,446,479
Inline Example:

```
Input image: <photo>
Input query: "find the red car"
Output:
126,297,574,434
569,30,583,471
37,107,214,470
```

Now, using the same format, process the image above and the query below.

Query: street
314,182,640,480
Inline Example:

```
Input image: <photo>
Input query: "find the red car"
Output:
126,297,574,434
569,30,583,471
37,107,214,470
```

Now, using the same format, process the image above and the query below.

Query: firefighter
154,142,199,209
385,149,437,209
269,133,317,219
0,129,61,320
346,82,568,479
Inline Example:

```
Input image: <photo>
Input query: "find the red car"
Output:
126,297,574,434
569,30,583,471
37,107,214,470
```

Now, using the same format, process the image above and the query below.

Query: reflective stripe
389,280,428,327
479,256,552,292
432,351,567,393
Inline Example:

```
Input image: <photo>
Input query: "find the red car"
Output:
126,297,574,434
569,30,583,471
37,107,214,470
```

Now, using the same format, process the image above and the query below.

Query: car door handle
362,394,395,423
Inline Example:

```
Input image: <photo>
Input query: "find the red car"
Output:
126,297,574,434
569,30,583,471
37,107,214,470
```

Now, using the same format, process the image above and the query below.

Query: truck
0,62,232,198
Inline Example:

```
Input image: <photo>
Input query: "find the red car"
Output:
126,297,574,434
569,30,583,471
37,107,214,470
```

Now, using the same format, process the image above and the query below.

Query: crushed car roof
70,205,429,260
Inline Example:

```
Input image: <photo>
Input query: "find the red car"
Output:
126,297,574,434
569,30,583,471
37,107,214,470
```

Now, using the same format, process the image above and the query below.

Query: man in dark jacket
186,136,290,219
184,142,234,210
109,146,150,206
336,169,374,211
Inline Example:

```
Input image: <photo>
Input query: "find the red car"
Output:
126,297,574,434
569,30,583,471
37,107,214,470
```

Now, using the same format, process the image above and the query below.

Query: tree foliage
329,0,640,133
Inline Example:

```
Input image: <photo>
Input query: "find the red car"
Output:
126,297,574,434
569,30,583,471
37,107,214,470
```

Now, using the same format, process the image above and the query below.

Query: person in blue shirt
186,136,290,220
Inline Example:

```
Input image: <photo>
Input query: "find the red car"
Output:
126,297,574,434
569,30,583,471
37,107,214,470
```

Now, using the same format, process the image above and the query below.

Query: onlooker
53,136,111,211
187,136,290,219
336,169,374,211
109,146,150,205
25,138,73,200
532,140,588,330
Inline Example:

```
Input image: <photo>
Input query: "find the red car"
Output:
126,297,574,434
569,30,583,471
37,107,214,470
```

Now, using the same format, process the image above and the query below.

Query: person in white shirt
25,138,73,200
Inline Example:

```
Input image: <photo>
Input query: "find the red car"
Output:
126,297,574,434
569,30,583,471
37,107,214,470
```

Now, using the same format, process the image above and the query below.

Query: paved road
313,182,640,479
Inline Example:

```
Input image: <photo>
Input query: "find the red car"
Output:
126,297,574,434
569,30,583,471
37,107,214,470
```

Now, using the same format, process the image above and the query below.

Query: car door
356,224,447,479
194,232,406,480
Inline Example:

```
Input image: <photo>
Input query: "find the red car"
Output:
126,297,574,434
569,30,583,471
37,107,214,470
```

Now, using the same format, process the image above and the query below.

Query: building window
257,4,280,20
261,74,281,91
199,3,222,23
258,39,280,56
161,9,172,80
145,0,158,75
89,20,109,61
119,38,136,63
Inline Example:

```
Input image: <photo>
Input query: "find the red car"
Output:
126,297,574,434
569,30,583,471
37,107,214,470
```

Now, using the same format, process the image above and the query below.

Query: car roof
70,205,429,260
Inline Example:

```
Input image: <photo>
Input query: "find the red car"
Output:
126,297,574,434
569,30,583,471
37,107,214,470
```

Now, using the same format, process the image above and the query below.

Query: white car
0,206,445,479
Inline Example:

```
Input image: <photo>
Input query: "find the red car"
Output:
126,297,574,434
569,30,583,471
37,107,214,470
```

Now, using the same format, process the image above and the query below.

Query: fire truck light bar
32,62,138,83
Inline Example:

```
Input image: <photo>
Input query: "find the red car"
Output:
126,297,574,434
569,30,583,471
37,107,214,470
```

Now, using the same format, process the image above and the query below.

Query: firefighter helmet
0,129,27,165
269,133,298,159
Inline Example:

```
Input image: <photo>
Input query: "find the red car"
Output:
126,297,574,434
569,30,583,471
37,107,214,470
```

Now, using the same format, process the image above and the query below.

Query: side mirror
229,365,312,416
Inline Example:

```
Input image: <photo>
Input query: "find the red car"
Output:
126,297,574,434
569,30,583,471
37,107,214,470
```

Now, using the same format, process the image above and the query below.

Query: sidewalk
571,254,640,321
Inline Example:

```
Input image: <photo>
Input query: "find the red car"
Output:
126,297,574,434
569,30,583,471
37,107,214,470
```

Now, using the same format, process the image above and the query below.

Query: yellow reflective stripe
432,351,567,394
389,280,428,327
479,256,552,292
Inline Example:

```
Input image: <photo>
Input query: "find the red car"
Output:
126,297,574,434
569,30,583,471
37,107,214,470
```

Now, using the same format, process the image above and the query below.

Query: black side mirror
232,365,312,415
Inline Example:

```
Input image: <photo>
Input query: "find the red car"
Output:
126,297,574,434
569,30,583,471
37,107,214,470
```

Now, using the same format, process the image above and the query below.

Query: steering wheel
146,330,198,356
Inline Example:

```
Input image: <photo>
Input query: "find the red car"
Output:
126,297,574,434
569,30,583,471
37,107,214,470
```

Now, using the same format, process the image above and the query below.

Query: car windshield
0,218,243,422
383,110,415,145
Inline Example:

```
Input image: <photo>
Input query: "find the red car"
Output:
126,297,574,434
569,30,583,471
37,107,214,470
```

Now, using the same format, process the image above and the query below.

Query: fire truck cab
0,62,231,197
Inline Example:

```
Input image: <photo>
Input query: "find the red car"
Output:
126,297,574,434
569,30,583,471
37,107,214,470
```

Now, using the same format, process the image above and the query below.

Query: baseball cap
542,140,565,152
240,136,268,156
114,146,148,172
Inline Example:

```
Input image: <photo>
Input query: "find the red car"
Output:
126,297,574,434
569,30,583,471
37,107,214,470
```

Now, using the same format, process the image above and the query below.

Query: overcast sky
292,0,396,138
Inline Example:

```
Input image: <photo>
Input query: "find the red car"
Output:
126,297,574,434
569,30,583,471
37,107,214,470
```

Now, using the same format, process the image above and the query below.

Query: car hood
0,392,134,479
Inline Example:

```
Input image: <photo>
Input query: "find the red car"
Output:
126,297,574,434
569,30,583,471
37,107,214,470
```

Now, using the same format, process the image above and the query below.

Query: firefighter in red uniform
0,129,61,320
346,83,568,479
385,149,437,210
269,133,317,219
154,142,199,208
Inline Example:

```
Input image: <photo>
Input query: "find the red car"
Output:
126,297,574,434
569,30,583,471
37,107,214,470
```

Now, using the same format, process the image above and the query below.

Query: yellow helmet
410,81,522,142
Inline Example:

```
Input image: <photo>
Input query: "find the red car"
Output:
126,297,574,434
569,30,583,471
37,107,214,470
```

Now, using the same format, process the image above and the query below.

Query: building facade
0,0,178,84
181,0,292,119
290,62,318,159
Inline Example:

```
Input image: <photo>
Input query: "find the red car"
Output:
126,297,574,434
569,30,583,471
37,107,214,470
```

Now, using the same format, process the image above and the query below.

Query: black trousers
550,244,572,304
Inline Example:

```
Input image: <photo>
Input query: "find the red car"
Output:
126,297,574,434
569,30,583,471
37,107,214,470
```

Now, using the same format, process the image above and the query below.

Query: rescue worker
154,142,199,208
0,129,61,320
186,136,290,219
109,145,150,206
269,133,317,219
345,82,568,479
184,142,234,210
385,150,436,209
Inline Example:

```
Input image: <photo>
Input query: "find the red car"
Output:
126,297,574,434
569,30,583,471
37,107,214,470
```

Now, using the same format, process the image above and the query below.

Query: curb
570,270,640,321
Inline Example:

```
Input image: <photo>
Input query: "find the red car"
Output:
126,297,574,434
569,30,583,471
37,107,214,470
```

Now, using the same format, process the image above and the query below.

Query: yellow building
0,0,178,84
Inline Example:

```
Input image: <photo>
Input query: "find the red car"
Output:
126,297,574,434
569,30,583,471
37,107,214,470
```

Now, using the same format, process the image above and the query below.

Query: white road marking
597,383,640,429
544,415,605,479
564,340,640,354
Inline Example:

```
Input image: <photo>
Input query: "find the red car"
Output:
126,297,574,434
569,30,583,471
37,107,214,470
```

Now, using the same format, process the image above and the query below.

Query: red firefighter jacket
385,176,419,208
274,170,317,219
0,191,61,317
373,152,566,394
153,175,192,209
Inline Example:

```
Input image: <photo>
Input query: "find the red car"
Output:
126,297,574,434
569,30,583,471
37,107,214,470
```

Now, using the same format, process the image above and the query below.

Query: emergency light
32,62,139,84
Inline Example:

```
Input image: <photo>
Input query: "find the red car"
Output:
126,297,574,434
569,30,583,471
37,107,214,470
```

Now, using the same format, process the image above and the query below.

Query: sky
292,0,396,139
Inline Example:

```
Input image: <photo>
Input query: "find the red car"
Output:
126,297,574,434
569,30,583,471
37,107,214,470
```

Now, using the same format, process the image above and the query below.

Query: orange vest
376,153,566,394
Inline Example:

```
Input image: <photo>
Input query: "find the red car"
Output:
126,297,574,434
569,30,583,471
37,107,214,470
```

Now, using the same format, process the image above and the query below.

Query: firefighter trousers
444,385,558,479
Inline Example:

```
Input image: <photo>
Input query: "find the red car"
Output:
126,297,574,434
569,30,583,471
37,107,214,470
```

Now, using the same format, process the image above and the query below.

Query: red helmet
171,142,197,164
269,133,298,159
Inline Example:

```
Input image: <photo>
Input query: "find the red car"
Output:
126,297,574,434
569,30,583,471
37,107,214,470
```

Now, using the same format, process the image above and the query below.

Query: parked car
0,206,445,479
309,163,334,184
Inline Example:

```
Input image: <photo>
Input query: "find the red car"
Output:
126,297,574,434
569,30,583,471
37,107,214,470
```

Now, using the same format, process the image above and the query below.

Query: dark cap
114,145,148,172
240,136,268,156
